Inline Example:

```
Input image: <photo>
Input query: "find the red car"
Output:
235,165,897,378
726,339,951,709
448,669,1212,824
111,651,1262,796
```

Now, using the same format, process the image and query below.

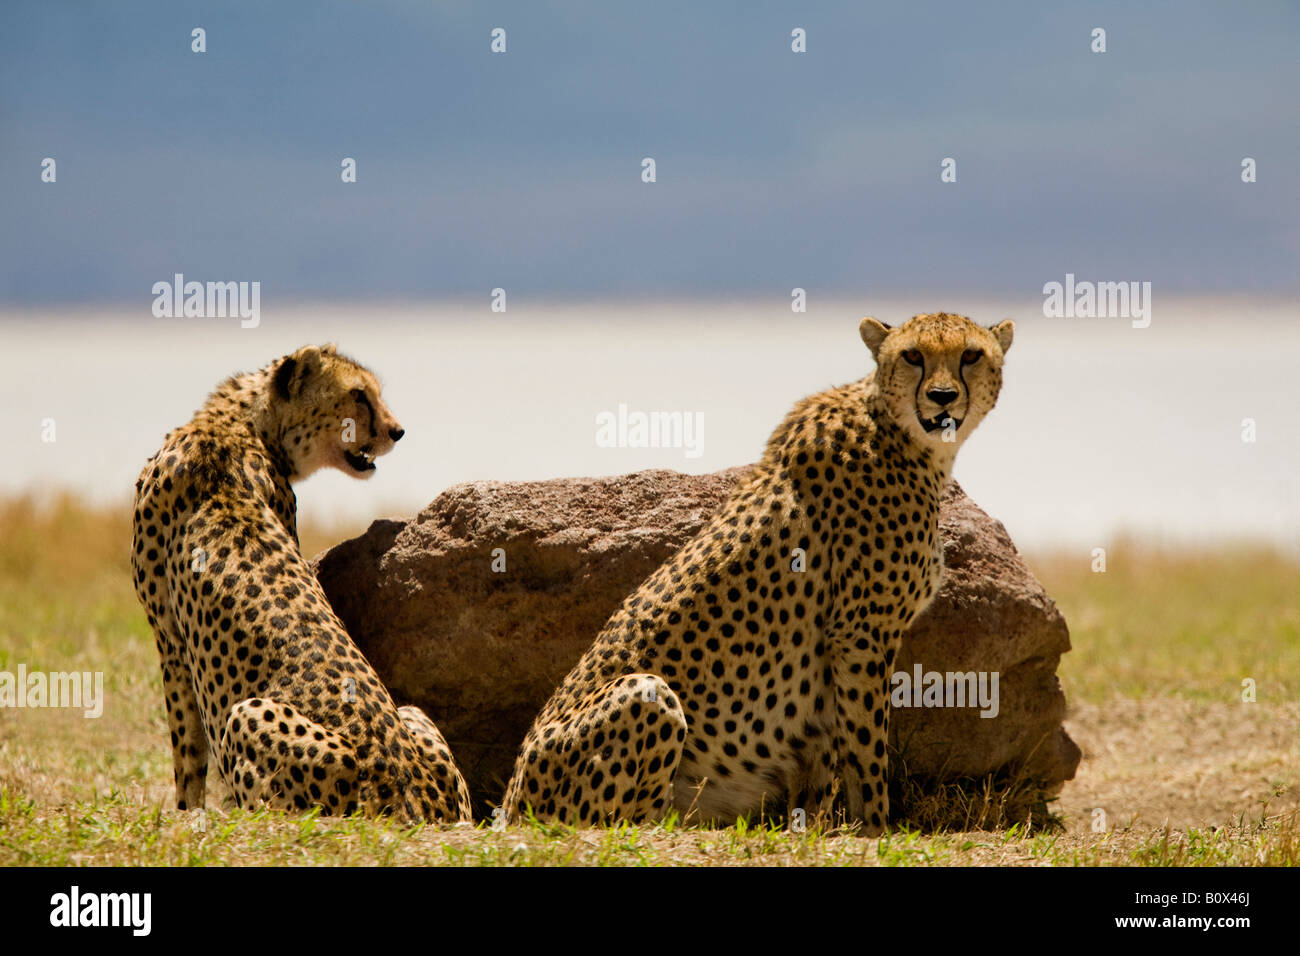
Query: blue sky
2,0,1296,304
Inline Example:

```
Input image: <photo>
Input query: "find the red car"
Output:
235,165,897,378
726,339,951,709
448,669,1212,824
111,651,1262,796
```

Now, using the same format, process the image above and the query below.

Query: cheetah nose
389,427,405,442
926,387,960,406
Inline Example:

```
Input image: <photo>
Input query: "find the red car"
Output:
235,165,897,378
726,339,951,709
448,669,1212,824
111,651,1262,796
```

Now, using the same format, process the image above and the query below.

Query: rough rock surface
314,468,1080,812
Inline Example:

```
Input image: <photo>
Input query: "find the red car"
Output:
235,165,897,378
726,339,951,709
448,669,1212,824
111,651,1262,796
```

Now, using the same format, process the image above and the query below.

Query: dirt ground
1056,698,1298,832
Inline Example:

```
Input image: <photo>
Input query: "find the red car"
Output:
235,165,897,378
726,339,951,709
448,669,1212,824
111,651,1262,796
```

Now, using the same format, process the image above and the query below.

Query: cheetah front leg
828,643,893,836
503,674,688,825
135,545,209,810
397,704,472,823
154,623,209,810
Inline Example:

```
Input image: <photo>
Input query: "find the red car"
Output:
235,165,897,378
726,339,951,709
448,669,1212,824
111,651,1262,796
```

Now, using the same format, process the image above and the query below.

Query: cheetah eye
351,388,366,400
902,350,923,367
961,349,983,365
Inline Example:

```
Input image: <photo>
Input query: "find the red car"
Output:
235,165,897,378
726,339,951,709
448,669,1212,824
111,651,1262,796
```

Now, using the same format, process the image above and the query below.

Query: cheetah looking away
132,344,470,823
503,312,1014,834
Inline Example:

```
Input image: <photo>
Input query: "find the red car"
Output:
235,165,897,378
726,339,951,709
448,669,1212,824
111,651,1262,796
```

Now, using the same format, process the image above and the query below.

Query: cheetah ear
273,346,324,400
272,356,297,400
989,320,1014,354
859,317,892,359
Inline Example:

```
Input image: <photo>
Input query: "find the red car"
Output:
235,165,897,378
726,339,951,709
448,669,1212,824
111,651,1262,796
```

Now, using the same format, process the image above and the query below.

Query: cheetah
132,344,471,823
503,312,1014,834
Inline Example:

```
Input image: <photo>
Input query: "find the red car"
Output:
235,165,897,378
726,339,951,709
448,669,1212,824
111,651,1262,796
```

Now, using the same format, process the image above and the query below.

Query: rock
313,468,1080,819
898,489,1082,801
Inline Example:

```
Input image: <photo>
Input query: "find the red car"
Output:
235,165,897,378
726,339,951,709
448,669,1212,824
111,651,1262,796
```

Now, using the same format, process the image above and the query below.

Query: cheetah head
860,312,1013,450
268,344,405,481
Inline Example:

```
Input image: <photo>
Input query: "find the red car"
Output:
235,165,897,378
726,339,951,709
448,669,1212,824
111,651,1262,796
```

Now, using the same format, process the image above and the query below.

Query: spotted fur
132,344,470,823
503,313,1014,833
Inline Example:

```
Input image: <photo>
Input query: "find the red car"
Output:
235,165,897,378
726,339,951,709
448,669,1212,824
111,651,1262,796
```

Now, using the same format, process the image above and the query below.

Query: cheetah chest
659,471,944,816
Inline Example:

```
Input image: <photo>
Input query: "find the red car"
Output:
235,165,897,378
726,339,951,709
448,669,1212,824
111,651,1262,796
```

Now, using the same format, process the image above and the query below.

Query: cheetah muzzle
918,412,960,433
344,448,377,472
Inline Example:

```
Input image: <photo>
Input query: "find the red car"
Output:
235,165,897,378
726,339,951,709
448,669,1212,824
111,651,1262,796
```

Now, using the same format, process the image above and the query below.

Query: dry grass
1032,541,1300,701
0,496,1296,865
1029,542,1300,836
3,795,1294,867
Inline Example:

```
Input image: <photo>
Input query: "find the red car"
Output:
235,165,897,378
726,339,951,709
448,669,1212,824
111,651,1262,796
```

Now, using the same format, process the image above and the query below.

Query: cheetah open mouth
344,449,376,472
919,413,962,433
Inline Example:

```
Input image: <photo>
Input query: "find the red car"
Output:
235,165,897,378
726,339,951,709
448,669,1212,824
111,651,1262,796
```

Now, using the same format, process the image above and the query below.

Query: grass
1035,542,1300,701
3,788,1294,867
0,495,1296,866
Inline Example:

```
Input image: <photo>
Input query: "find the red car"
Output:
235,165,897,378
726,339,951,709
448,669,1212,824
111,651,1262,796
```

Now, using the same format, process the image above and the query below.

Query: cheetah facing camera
132,344,470,823
504,312,1014,834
